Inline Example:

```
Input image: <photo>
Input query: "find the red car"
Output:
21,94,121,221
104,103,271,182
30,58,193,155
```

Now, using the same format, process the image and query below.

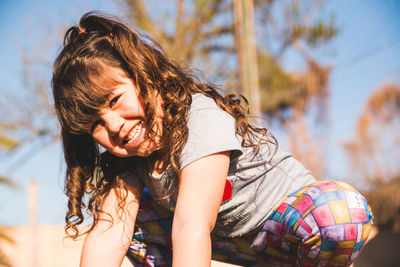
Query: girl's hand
80,184,141,267
172,151,231,267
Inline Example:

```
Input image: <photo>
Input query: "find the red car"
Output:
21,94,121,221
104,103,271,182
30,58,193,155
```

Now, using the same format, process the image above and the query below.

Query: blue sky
0,0,399,225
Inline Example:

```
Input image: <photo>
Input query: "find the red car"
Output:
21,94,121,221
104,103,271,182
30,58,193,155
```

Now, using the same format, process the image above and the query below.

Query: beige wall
0,225,137,267
0,225,236,267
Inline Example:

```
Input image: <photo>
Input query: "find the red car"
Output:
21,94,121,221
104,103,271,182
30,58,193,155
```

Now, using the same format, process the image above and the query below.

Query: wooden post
233,0,261,115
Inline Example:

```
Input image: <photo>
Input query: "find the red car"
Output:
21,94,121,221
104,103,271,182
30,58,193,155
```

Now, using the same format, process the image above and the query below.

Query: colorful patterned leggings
126,181,373,267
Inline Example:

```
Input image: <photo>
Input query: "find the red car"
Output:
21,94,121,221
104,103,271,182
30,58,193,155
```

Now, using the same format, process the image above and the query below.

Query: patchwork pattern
251,181,373,266
126,181,373,267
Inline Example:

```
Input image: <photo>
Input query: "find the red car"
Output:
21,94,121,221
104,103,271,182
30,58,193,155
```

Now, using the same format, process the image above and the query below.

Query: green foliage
258,54,296,114
291,18,338,47
281,1,338,47
253,0,337,122
258,53,331,122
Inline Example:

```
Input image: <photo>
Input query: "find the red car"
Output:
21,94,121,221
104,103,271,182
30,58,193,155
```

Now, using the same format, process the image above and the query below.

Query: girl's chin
106,137,159,158
122,141,158,158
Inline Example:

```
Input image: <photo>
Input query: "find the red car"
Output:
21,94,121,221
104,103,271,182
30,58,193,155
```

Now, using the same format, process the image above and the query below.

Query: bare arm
80,184,141,267
172,151,230,267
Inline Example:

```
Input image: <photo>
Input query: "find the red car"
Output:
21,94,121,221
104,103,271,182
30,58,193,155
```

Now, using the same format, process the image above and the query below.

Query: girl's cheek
92,130,107,146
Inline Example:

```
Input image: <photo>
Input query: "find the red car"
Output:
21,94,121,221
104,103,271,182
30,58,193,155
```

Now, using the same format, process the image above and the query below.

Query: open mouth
123,121,143,145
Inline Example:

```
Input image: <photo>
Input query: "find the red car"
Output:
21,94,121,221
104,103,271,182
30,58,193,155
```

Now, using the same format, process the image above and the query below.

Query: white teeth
126,122,142,144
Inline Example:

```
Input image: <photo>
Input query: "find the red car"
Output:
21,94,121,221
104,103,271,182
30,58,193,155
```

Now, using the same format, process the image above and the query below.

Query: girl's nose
102,112,123,136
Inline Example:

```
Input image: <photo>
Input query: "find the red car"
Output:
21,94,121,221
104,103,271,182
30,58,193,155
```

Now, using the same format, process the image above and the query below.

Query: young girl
52,12,373,267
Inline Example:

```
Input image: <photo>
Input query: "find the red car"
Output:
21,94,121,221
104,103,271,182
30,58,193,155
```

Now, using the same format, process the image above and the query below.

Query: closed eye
109,95,121,108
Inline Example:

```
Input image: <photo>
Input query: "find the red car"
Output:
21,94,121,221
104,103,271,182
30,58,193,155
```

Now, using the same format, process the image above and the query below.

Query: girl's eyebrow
106,89,121,99
107,83,126,95
101,86,119,97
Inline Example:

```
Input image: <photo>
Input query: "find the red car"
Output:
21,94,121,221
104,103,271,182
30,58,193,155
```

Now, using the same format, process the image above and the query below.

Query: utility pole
233,0,261,115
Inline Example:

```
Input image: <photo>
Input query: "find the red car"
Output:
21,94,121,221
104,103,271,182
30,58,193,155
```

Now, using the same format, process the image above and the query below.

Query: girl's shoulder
188,93,233,123
190,93,220,111
180,93,242,170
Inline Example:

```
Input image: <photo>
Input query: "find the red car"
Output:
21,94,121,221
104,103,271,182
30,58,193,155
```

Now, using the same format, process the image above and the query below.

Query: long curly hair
52,12,276,239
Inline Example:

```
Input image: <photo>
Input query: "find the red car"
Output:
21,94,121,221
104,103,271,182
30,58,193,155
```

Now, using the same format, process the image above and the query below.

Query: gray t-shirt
123,93,315,237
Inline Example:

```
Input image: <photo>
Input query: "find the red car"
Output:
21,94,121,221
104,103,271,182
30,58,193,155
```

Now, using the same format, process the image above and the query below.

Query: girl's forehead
104,66,128,80
88,66,128,94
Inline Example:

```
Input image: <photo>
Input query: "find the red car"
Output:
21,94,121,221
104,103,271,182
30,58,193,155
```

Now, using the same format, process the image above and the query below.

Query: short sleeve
179,94,243,170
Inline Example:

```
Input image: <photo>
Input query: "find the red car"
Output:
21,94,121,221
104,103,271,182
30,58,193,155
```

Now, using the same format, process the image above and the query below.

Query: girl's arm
172,151,230,267
80,184,141,267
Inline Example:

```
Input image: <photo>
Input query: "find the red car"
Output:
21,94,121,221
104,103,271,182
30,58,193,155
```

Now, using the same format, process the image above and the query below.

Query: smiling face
90,68,163,158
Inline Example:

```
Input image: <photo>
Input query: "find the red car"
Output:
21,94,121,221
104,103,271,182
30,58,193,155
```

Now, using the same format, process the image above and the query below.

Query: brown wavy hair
52,12,276,239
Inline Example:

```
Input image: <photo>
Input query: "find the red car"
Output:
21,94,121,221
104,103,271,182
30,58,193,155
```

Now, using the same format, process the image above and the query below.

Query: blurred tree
127,0,233,61
344,83,400,183
255,0,336,119
0,25,59,174
0,124,18,187
123,0,336,116
344,82,400,232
